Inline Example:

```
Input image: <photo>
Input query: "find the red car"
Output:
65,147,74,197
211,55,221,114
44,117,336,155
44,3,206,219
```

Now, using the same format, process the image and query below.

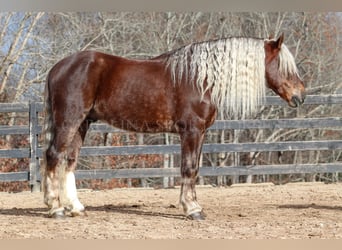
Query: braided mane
163,37,299,118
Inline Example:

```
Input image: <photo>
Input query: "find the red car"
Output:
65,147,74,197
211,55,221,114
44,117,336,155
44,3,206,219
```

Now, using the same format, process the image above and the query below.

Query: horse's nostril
291,96,304,107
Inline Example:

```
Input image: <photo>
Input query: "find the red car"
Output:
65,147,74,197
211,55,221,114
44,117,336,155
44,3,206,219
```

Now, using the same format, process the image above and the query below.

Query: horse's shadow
85,204,185,219
278,203,342,211
0,207,47,218
0,204,185,220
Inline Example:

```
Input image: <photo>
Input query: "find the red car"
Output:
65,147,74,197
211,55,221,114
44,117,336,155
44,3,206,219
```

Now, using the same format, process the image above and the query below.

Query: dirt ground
1,182,342,239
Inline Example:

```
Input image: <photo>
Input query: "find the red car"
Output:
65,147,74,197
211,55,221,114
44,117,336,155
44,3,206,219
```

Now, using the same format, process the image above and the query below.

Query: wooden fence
1,95,342,191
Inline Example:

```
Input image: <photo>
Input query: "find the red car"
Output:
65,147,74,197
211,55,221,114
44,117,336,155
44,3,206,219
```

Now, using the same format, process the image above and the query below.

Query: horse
41,34,305,220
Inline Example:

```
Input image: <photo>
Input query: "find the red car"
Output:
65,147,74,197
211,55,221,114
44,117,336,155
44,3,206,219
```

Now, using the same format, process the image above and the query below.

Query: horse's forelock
279,44,300,79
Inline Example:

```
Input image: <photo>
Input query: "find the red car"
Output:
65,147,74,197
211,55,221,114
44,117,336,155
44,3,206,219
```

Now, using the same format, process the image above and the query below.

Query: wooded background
0,12,341,191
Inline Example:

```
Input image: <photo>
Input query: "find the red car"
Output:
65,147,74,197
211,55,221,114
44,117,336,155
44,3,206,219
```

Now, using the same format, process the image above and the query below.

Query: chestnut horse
41,34,305,220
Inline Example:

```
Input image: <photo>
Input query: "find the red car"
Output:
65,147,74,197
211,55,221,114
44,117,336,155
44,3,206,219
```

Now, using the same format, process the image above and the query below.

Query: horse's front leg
179,129,205,220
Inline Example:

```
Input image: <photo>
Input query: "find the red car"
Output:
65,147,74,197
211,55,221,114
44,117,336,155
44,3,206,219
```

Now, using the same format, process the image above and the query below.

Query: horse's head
264,34,305,108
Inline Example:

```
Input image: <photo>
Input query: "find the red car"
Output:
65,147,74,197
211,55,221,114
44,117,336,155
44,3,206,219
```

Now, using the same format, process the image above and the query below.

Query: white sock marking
65,172,84,212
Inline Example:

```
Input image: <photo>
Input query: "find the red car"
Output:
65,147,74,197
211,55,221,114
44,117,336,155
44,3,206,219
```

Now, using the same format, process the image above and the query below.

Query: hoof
187,211,206,220
49,209,66,219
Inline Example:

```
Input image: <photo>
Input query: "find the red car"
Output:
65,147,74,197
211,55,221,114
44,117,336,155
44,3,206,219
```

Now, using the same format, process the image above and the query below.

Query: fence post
29,101,41,192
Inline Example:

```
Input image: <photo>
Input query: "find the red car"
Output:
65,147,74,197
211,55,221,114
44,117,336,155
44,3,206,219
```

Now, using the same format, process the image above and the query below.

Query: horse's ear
268,34,274,40
275,33,284,49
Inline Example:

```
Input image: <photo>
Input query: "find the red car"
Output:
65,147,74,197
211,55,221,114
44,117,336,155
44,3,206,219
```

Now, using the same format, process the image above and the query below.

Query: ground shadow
0,207,47,218
0,204,186,220
279,203,342,211
85,204,186,220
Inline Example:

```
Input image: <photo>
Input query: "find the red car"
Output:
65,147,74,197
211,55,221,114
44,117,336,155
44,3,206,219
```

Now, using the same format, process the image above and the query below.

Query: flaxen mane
164,37,299,119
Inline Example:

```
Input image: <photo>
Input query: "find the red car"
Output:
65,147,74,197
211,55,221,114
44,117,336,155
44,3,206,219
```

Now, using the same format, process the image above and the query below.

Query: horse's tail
41,70,69,206
40,71,54,190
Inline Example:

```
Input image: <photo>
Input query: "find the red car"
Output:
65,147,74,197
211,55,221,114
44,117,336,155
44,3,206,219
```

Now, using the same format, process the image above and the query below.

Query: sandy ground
1,182,342,239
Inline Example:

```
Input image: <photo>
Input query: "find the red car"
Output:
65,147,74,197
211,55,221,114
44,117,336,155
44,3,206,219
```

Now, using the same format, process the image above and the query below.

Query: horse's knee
181,165,199,179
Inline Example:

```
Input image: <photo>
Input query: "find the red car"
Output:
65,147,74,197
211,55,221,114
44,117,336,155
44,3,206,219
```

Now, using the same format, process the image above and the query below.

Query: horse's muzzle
290,94,305,108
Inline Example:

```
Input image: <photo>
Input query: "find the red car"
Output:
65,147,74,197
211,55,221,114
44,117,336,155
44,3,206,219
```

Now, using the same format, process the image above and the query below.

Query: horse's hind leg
64,121,90,216
44,126,77,218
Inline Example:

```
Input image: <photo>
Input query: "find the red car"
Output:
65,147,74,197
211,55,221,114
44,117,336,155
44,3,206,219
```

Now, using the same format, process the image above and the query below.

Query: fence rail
1,95,342,190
